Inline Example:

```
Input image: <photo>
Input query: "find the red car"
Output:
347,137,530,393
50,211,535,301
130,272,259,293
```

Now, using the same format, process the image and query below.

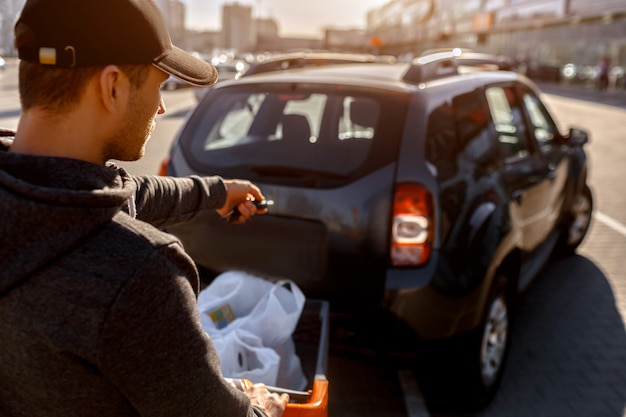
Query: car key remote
227,199,273,222
251,199,273,209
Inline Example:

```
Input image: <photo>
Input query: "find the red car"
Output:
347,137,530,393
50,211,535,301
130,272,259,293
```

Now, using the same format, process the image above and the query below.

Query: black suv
162,51,593,409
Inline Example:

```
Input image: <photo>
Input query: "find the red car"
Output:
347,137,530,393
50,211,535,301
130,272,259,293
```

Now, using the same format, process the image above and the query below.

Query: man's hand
245,383,289,417
216,179,268,224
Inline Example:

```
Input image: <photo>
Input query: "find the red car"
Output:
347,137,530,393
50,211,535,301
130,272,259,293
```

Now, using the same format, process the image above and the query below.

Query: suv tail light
390,183,434,267
158,157,171,176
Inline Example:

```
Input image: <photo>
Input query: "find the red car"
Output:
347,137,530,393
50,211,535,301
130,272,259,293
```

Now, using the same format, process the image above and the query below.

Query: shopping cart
232,299,329,417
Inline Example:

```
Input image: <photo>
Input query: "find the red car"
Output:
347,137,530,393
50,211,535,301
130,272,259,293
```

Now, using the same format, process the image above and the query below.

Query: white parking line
594,211,626,238
397,369,430,417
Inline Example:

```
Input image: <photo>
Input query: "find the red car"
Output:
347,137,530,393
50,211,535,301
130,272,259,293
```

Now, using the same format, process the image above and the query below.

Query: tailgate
166,212,329,291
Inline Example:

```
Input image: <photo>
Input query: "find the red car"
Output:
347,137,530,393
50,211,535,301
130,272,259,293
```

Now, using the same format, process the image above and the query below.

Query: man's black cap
14,0,218,86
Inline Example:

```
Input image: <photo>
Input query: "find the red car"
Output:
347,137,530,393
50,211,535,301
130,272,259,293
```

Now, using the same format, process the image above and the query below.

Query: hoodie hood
0,138,136,293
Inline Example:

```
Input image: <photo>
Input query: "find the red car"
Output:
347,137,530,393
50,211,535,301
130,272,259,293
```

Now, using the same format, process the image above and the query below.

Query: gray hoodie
0,133,268,417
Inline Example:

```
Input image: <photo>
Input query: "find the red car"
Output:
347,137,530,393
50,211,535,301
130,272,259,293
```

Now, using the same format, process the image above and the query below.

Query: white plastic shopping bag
198,271,307,388
198,270,305,347
198,271,274,333
274,337,308,390
212,329,280,386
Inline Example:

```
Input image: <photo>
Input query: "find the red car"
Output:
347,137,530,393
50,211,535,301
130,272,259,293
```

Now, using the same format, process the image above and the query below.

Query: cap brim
155,46,218,87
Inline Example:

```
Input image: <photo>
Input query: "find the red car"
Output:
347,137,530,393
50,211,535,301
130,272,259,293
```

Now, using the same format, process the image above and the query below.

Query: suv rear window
182,84,410,188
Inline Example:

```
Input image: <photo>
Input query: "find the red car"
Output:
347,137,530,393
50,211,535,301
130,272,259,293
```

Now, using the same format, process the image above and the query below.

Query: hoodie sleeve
130,175,227,228
97,242,268,417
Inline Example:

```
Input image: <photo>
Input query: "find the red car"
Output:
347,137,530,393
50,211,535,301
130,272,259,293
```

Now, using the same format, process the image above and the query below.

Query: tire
555,183,593,258
476,279,511,397
418,275,512,413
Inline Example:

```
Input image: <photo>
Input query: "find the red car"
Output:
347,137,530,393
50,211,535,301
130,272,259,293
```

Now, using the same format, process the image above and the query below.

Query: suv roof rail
403,49,514,84
403,51,460,84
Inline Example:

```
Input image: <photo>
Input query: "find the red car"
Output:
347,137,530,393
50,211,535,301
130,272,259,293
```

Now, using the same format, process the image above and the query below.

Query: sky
182,0,391,38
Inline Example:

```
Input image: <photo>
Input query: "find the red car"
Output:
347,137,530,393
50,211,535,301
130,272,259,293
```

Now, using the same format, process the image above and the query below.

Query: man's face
105,66,168,162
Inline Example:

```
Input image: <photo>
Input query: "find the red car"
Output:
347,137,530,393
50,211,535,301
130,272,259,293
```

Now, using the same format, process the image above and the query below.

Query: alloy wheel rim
480,296,508,387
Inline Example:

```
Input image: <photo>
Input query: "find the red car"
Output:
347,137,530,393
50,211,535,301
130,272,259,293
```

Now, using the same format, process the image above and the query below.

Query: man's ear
98,65,129,113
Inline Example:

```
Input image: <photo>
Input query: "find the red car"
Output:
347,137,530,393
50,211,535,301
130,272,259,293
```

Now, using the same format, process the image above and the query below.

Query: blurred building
185,2,322,55
153,0,169,19
168,0,187,50
187,29,222,57
324,28,368,52
253,17,280,51
222,3,255,52
366,0,626,77
0,0,26,56
254,16,324,52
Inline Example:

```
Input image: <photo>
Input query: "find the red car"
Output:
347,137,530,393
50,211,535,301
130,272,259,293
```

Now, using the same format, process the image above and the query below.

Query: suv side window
452,90,492,163
425,89,492,180
520,89,558,152
485,86,530,160
425,103,457,180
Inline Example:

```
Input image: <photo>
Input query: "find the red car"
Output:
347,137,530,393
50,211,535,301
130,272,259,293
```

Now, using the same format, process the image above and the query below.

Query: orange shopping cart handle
227,377,329,417
268,386,312,403
283,378,329,417
227,378,312,403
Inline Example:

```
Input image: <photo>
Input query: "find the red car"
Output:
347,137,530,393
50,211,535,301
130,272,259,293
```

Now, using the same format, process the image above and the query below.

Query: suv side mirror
566,127,590,147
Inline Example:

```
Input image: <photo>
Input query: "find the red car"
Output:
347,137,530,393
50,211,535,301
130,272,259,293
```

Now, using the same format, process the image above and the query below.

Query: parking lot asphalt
478,253,626,417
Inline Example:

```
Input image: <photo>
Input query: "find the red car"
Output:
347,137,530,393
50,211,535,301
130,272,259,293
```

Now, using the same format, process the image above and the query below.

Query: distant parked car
560,63,598,84
161,74,190,91
215,61,249,79
526,62,562,82
193,60,249,101
242,51,395,76
611,65,625,88
162,51,593,411
193,52,396,101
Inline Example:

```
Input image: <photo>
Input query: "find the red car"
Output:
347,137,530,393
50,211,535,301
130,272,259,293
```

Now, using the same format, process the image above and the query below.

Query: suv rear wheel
418,275,512,412
477,278,510,393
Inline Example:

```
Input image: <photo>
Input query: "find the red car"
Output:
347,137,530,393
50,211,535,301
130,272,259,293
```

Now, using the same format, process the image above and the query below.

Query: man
0,0,289,416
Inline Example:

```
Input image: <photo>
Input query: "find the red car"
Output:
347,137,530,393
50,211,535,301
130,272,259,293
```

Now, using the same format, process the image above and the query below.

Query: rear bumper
384,284,483,341
384,252,439,290
383,252,486,341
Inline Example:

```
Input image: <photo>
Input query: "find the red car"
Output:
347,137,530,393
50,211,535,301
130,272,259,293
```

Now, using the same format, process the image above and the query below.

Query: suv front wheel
555,183,593,258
